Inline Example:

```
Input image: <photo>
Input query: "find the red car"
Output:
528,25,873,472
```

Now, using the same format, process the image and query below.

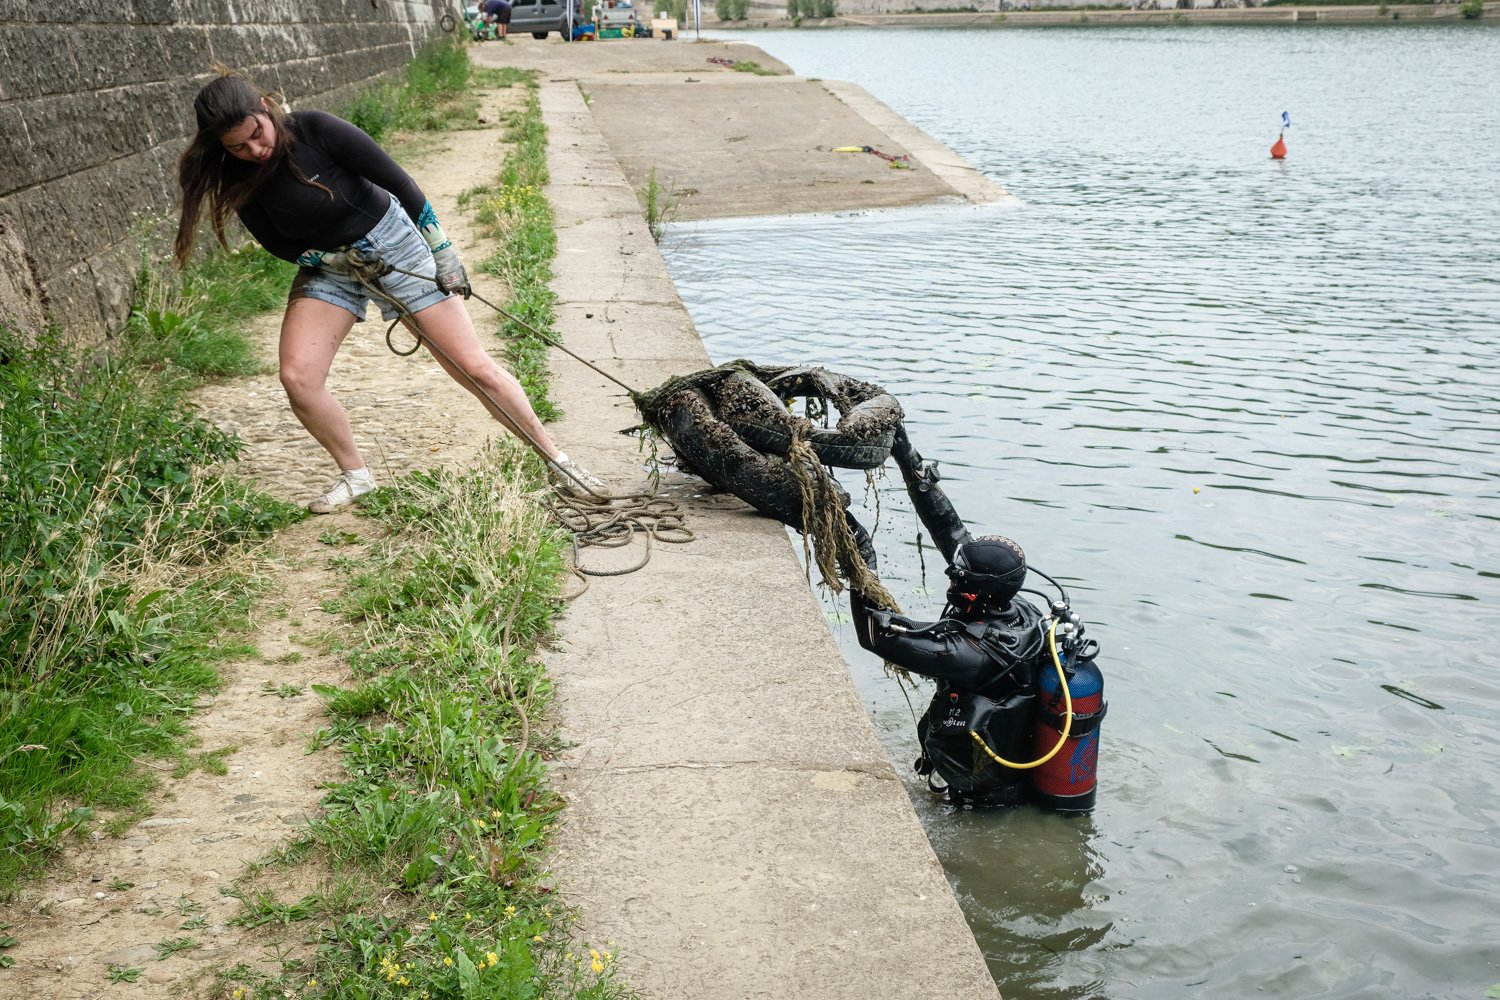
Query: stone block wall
0,0,451,342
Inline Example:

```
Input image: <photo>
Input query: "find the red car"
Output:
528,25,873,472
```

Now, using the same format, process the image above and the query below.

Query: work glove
295,248,384,280
316,250,350,274
295,249,335,270
416,200,471,298
345,247,393,280
432,244,471,298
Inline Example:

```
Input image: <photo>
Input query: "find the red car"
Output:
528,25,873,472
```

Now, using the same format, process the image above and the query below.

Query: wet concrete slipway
470,38,1011,999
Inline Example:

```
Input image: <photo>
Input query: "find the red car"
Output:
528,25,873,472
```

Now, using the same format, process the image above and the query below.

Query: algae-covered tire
737,414,896,470
711,368,899,470
660,387,809,529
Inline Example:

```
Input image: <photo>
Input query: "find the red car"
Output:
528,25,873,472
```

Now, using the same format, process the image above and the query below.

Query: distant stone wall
0,0,450,342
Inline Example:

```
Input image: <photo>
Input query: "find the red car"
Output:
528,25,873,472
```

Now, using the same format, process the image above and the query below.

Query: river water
663,22,1500,1000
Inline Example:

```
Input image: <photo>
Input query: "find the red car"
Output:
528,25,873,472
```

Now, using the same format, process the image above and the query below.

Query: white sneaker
548,454,608,500
307,469,377,513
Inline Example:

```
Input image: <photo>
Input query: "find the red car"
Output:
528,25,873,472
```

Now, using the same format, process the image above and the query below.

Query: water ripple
681,23,1500,1000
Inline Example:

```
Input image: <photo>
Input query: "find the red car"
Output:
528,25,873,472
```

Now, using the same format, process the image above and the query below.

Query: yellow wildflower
428,911,438,921
486,951,498,965
443,956,454,967
532,935,543,943
504,905,517,917
592,957,605,974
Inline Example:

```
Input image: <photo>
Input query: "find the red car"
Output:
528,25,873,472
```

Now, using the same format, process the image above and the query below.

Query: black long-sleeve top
234,111,427,261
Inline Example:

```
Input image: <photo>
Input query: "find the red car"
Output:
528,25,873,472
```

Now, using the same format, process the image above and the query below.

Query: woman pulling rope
173,69,606,512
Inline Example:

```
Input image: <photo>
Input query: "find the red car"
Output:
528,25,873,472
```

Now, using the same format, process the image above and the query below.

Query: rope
331,251,682,582
547,491,694,596
375,260,641,397
338,251,624,502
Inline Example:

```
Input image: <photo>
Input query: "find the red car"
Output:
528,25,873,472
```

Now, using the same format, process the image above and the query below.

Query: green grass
107,964,143,983
467,76,563,422
0,315,305,896
212,447,630,998
344,38,489,141
731,60,781,75
126,243,296,381
152,935,202,960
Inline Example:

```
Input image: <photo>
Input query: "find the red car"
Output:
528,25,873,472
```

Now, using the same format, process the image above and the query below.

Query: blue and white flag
1282,111,1292,130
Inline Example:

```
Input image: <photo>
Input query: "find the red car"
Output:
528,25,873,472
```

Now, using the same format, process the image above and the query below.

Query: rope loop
548,489,695,597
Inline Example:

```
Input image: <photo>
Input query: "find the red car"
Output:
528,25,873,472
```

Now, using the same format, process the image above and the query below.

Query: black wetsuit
235,111,427,261
849,428,1050,803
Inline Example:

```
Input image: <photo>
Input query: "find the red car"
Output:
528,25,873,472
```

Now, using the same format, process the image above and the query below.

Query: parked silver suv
516,0,575,38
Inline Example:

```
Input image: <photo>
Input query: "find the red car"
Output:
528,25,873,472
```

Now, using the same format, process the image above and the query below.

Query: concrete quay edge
531,66,1004,1000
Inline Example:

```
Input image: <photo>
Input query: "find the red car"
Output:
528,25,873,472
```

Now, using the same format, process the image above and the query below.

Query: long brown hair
172,69,329,266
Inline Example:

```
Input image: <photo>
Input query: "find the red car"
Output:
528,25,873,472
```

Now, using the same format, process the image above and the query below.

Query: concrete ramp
585,72,975,219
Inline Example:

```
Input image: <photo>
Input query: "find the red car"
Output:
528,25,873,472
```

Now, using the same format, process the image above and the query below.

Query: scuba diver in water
848,430,1105,813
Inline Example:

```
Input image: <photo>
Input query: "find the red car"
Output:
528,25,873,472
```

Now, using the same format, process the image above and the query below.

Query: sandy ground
0,85,533,996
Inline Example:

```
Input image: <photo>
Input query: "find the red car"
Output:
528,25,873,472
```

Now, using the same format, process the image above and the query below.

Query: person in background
173,70,605,512
480,0,513,39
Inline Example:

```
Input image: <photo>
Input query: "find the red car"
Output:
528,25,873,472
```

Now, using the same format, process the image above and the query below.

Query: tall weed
344,38,480,141
126,243,294,380
472,84,562,421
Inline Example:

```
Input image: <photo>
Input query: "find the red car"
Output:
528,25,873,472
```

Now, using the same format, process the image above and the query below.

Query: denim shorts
288,194,450,321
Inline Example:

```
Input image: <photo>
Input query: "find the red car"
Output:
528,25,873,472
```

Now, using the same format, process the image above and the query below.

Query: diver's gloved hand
432,244,471,298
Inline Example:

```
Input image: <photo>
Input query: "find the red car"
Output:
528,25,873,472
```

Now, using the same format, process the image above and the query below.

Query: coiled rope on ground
546,489,694,599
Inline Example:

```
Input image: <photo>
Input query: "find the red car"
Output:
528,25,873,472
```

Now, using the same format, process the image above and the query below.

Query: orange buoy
1271,133,1287,160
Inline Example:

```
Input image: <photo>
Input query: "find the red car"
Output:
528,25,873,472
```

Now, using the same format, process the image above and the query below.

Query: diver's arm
849,589,997,688
890,425,970,564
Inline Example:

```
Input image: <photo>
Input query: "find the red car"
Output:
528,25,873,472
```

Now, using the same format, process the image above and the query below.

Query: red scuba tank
1031,654,1106,815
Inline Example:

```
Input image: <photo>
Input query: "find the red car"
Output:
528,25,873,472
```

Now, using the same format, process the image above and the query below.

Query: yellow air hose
971,618,1073,769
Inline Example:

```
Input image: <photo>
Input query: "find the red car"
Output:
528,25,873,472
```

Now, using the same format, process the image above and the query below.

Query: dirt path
0,85,530,996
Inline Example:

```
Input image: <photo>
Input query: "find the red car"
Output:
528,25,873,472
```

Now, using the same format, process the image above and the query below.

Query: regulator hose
970,617,1073,770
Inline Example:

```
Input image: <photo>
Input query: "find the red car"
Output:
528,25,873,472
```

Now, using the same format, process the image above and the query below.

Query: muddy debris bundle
632,360,908,612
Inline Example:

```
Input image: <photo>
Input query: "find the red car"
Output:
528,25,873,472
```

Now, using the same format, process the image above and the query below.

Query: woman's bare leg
404,296,564,461
279,297,363,470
